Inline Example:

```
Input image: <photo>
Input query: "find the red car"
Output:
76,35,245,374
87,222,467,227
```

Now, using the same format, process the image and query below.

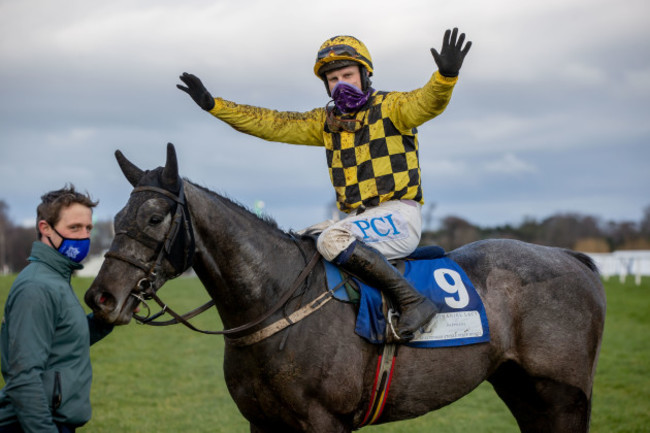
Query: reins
130,251,321,336
105,183,323,338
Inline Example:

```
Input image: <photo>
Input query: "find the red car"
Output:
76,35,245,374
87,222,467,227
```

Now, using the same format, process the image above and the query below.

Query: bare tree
0,201,8,274
436,216,480,251
538,213,602,249
640,205,650,238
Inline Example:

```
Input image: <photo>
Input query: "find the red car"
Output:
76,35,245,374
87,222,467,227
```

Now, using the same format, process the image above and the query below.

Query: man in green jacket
177,28,471,341
0,186,114,433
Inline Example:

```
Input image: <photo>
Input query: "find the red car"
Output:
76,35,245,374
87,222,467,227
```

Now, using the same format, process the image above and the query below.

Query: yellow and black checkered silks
207,71,459,213
326,91,422,212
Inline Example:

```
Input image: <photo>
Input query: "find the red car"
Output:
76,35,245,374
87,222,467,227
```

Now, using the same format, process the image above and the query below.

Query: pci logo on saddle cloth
326,256,491,348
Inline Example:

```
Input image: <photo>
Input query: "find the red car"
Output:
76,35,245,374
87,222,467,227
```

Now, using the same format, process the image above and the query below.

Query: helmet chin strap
360,66,372,92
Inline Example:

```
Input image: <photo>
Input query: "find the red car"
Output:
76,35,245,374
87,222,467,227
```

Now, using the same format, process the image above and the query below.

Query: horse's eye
149,215,164,225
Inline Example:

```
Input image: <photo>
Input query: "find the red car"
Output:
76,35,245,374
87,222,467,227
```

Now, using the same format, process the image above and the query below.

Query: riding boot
334,241,438,342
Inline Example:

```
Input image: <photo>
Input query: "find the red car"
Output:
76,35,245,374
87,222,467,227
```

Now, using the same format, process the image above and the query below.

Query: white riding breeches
305,200,422,262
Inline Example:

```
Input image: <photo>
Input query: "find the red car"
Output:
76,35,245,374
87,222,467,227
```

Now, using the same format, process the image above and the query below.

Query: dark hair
36,184,98,239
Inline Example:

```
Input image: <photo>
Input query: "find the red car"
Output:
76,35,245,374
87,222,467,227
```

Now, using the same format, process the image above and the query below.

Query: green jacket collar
28,241,84,279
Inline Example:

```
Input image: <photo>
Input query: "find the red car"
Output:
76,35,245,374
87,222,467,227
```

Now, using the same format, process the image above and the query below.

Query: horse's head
85,143,195,324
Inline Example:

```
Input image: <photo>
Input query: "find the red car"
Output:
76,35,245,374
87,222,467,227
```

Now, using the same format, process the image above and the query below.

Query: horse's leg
489,361,592,433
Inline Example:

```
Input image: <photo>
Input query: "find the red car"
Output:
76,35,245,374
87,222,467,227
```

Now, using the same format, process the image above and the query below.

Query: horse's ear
115,150,144,187
162,143,179,190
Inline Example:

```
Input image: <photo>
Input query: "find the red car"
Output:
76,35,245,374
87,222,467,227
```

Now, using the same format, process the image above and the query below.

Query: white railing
587,250,650,285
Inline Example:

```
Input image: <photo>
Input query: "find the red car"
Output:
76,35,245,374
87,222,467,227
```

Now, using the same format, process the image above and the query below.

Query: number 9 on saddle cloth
325,246,491,348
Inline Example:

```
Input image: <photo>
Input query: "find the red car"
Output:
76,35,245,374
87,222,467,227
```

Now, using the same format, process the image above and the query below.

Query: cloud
1,0,649,232
484,153,537,174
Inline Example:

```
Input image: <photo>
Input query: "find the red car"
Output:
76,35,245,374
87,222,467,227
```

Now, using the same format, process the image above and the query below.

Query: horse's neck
184,182,310,327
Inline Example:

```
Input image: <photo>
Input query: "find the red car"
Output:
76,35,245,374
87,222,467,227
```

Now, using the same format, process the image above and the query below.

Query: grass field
0,274,648,432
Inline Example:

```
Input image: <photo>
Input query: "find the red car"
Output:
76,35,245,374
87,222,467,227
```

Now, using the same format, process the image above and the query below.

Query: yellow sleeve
208,99,326,147
386,71,458,131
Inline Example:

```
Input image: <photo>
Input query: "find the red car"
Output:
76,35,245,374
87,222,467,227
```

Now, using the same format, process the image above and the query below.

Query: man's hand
430,28,472,78
177,73,215,111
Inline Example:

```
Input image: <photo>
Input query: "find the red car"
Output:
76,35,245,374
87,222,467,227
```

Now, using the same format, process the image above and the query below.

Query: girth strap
357,343,398,428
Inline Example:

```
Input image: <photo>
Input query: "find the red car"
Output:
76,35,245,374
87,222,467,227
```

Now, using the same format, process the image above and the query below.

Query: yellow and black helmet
314,35,374,78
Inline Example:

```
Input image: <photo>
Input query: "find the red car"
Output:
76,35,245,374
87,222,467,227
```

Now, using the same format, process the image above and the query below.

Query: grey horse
85,143,606,432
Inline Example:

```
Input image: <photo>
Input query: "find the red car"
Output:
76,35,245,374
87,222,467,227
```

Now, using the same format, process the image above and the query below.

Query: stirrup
386,308,401,342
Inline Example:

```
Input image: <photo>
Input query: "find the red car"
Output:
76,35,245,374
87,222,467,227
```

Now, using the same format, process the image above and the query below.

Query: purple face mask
331,81,372,114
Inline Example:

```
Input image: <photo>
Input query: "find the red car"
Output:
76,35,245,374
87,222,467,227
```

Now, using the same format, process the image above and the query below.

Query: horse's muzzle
84,286,137,325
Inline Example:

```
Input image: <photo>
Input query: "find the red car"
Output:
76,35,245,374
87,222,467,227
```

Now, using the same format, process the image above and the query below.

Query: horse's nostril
98,292,116,310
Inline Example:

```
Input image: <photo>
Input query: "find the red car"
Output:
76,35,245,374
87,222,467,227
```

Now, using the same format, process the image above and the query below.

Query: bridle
104,183,202,324
104,182,321,338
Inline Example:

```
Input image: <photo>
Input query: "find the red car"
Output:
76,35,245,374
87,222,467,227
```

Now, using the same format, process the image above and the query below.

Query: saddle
324,245,490,349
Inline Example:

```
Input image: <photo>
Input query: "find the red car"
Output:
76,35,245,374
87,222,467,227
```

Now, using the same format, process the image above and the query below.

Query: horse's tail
564,249,600,275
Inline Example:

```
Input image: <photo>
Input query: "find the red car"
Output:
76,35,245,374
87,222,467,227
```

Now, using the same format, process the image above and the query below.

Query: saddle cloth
325,247,490,348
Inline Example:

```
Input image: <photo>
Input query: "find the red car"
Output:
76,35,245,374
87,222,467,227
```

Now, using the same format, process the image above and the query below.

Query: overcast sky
1,0,648,233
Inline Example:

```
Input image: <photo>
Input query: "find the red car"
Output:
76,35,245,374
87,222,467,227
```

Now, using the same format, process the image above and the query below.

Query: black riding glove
177,73,215,111
430,28,472,78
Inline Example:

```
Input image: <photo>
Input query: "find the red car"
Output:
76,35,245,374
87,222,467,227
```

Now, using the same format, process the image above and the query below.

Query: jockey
177,28,471,342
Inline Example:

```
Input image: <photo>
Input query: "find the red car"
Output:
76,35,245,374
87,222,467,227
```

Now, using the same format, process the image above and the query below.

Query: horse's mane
186,178,284,233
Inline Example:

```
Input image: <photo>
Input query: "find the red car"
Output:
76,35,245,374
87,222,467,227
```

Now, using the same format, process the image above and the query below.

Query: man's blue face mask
50,228,90,263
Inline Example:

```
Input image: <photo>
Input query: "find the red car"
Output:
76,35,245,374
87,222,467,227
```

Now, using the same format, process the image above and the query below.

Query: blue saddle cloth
325,247,490,348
